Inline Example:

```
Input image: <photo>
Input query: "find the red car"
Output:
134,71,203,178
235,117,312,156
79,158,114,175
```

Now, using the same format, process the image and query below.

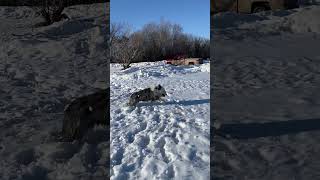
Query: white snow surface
212,5,320,180
110,61,210,179
0,3,109,180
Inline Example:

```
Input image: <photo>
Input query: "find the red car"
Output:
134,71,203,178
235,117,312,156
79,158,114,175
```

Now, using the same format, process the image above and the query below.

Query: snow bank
240,5,320,34
214,5,320,34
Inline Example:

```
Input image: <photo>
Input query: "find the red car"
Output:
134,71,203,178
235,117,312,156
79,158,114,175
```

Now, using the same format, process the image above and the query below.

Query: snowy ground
110,61,210,179
0,3,109,180
212,5,320,180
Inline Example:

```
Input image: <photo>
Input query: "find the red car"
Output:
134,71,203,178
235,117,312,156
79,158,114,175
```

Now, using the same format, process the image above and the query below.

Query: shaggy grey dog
128,85,167,106
62,89,109,141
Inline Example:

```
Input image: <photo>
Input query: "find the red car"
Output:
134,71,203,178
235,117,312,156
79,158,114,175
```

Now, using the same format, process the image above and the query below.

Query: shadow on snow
137,99,210,107
215,118,320,139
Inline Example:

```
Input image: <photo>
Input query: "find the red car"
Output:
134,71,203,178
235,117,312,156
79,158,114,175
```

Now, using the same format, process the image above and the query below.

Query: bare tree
110,23,131,45
110,23,142,69
24,0,68,26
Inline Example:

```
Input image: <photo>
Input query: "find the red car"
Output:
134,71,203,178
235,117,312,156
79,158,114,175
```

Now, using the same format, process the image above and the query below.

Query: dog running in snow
128,85,167,106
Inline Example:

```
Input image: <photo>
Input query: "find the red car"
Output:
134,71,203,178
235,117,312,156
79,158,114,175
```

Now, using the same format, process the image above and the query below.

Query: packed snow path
110,61,210,179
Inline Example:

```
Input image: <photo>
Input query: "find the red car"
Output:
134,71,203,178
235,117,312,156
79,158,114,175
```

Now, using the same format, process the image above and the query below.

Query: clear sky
111,0,210,39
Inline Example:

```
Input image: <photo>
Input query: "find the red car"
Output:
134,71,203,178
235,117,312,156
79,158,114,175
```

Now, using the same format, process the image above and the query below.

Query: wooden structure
166,57,204,65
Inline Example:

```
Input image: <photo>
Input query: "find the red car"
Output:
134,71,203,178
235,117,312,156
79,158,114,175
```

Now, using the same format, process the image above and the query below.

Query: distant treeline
111,20,210,64
0,0,109,6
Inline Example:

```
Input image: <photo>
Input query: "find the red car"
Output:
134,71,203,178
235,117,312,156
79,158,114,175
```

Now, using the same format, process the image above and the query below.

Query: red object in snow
165,54,187,64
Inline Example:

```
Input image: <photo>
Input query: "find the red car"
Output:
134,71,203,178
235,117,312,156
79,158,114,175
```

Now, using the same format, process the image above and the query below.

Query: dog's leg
158,97,166,103
127,99,135,106
129,100,138,106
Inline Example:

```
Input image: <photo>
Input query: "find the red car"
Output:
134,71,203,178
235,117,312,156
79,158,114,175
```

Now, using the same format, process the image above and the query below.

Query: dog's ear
157,84,162,89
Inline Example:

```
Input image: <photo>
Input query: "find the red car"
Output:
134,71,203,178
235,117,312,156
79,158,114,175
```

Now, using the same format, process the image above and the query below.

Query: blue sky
111,0,210,39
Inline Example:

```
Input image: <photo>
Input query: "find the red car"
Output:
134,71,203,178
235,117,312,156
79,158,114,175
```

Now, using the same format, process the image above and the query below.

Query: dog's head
154,84,167,97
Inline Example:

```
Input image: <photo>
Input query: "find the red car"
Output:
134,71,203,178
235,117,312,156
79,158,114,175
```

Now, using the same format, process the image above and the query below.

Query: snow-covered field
0,3,109,180
110,61,210,179
213,5,320,180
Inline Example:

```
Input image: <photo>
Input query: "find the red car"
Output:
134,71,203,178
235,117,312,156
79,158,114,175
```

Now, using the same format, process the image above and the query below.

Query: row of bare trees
111,20,210,69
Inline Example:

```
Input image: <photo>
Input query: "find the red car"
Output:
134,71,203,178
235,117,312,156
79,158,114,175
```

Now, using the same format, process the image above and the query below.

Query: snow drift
214,5,320,35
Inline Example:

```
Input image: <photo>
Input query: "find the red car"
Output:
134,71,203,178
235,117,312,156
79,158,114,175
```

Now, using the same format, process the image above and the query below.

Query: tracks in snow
111,100,209,179
110,62,210,179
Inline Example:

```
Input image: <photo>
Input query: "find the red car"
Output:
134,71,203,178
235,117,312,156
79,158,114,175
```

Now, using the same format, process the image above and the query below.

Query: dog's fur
62,89,109,141
128,85,167,106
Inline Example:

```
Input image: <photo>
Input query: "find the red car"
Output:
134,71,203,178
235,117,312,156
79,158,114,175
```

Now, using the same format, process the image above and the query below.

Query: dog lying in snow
128,85,167,106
